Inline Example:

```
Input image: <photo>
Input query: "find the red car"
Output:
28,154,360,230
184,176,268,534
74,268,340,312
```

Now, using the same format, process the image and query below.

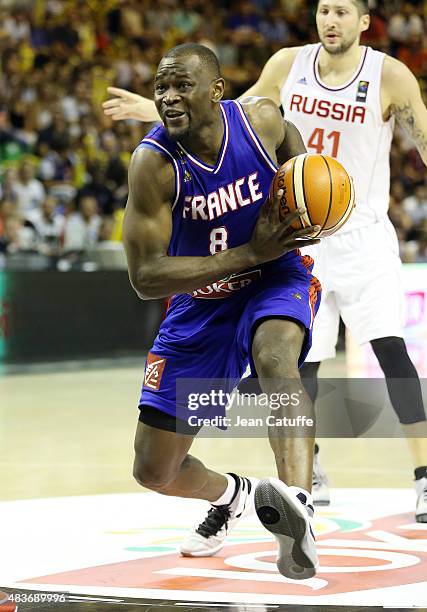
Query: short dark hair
163,43,221,79
317,0,370,16
352,0,370,15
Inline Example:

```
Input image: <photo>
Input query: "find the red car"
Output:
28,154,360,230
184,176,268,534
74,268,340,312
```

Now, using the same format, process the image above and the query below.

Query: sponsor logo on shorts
144,353,166,390
293,292,302,300
192,270,261,299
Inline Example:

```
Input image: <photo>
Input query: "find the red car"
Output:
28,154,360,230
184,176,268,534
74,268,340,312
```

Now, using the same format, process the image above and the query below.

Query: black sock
414,466,427,480
314,443,319,455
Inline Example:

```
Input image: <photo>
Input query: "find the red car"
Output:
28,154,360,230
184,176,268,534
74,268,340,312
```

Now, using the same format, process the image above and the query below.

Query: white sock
212,473,237,506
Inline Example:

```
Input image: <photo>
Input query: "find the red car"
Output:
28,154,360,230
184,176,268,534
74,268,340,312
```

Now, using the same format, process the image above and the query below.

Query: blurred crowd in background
0,0,427,269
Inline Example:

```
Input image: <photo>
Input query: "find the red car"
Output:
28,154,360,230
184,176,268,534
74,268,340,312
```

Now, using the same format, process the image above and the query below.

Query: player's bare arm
103,87,160,122
240,96,307,163
382,56,427,166
124,146,319,300
238,48,299,105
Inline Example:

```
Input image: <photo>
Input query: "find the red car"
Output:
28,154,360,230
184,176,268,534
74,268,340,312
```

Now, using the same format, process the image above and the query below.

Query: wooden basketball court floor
1,355,427,611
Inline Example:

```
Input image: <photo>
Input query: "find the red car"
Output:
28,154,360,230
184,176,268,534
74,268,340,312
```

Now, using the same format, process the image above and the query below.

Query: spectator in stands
228,0,261,35
389,195,414,238
0,213,37,255
388,2,424,54
63,195,101,253
0,168,17,202
259,7,290,49
403,184,427,225
97,216,115,245
0,107,29,164
397,32,427,77
26,195,64,256
77,163,114,216
12,159,45,215
172,0,202,38
362,7,388,50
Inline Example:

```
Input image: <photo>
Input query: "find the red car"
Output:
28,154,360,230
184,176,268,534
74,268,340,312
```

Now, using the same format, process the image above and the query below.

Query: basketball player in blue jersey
104,0,427,524
125,43,322,579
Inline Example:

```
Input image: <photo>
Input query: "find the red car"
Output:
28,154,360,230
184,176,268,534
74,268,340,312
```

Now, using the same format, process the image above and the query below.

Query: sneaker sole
180,541,225,557
312,480,330,506
255,478,318,580
313,499,330,506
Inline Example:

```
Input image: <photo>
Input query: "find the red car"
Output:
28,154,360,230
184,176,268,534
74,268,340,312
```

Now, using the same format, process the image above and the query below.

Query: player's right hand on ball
249,190,321,264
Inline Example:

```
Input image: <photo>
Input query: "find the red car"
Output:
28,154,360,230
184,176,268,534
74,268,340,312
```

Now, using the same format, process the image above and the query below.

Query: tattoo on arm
392,102,427,155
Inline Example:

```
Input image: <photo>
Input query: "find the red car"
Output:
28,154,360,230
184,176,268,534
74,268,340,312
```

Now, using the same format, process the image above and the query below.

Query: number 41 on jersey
307,128,341,158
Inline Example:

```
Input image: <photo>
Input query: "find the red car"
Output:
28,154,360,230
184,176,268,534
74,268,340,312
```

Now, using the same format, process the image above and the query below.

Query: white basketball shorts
302,218,405,362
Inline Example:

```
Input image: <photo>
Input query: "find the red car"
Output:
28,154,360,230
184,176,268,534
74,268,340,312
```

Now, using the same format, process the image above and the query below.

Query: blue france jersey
138,100,291,265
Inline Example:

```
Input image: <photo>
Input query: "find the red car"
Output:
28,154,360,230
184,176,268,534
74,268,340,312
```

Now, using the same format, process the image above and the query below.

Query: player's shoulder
381,54,415,87
132,123,176,173
268,46,303,67
129,141,176,194
131,142,172,172
239,95,281,118
238,97,284,147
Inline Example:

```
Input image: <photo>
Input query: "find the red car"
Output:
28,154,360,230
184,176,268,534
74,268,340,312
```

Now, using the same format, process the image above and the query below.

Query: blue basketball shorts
139,253,321,419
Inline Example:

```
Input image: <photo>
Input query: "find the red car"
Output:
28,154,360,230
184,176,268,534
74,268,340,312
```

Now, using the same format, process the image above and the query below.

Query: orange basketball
270,153,355,237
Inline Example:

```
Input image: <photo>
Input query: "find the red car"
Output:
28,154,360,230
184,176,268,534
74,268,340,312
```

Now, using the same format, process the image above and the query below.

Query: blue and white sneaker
255,477,319,580
180,473,258,557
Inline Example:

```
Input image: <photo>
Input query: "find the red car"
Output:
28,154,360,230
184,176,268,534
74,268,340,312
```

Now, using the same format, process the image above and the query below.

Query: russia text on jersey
290,94,366,124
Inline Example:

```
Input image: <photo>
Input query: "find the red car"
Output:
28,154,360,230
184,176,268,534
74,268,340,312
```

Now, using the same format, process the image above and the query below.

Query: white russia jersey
281,44,394,232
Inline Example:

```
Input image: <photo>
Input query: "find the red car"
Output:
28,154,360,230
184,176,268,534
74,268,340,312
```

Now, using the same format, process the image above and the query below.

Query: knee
371,336,406,361
133,454,182,492
255,347,299,380
371,336,417,377
253,319,305,381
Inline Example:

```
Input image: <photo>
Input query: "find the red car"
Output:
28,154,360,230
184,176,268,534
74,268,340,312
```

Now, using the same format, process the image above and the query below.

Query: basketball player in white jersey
103,0,427,536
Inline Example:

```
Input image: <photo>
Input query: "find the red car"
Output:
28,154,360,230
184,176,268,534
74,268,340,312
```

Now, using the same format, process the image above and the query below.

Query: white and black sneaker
415,476,427,523
180,473,258,557
312,449,330,506
255,477,318,580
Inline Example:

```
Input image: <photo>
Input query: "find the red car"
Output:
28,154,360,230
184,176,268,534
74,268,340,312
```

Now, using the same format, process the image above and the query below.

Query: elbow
130,269,166,300
134,287,156,301
135,288,162,301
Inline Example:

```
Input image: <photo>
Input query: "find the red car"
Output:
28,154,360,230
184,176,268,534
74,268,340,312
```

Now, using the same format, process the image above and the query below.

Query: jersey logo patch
192,270,261,299
144,353,167,390
297,77,307,85
356,80,369,102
